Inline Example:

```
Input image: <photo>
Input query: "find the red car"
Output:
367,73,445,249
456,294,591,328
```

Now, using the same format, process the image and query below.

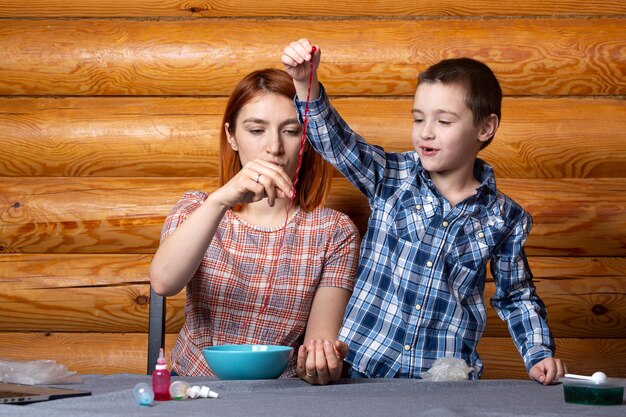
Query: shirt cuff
524,345,555,372
294,83,329,123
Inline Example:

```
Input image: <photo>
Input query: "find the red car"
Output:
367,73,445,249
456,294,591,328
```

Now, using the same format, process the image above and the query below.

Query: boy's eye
413,118,423,124
439,120,452,125
249,129,264,135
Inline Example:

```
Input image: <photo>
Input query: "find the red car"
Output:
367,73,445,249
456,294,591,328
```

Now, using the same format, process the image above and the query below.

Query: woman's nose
266,131,284,154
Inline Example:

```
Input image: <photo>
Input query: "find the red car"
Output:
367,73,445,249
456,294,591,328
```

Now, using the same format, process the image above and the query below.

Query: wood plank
0,177,214,254
1,178,625,256
1,333,624,378
1,254,624,337
482,276,626,338
0,19,623,96
1,97,625,178
497,178,626,256
0,253,186,333
1,0,624,18
478,337,626,379
0,332,172,375
0,97,223,177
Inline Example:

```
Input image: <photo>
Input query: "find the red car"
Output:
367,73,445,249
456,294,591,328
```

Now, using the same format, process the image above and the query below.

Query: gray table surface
1,374,624,417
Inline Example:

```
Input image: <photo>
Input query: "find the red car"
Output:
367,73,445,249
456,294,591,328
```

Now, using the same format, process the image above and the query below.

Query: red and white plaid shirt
161,191,360,376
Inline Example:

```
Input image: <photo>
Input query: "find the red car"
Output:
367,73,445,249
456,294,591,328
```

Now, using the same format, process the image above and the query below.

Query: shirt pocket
452,219,498,271
389,200,436,243
444,261,487,317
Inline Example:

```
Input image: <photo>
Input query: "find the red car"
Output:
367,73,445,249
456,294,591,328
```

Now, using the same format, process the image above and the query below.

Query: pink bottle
152,348,171,401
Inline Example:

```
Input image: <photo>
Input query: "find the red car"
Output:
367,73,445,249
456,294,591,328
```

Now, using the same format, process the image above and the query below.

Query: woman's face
225,93,303,179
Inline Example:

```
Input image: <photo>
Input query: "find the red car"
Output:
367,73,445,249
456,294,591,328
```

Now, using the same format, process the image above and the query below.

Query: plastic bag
0,358,83,385
420,356,475,381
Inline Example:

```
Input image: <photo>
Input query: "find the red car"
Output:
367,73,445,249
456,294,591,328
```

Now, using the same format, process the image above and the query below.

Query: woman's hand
215,158,294,209
296,339,349,385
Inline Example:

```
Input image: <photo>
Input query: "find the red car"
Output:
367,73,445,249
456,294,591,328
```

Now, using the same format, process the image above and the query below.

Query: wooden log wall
1,1,625,379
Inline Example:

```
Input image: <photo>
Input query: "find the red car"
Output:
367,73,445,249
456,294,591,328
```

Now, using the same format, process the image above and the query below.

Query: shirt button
442,221,449,227
404,344,411,351
478,232,485,238
415,304,422,311
426,261,433,267
415,204,422,210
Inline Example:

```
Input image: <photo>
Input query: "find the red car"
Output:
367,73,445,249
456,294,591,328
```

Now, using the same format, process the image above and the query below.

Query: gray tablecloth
1,374,624,417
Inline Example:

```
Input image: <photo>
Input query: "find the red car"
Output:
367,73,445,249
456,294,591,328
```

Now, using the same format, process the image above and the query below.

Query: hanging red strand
258,46,316,315
283,45,317,226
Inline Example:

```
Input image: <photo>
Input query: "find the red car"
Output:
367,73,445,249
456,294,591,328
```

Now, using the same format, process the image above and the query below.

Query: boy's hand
529,357,567,385
282,39,321,101
281,39,320,82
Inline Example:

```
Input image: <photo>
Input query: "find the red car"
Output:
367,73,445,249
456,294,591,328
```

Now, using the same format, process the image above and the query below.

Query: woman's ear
477,114,499,144
224,122,238,151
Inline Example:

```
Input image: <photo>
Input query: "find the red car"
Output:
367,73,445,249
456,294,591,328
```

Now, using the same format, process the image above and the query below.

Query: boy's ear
224,122,238,151
477,114,499,143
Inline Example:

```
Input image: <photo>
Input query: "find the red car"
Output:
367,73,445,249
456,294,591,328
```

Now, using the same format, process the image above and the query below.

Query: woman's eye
249,129,264,135
285,129,301,136
439,120,452,125
413,119,423,124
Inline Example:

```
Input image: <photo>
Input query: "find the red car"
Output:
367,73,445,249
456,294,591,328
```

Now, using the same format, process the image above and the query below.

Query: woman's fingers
253,160,294,196
235,159,294,205
297,339,346,385
322,340,343,381
295,345,310,379
312,340,331,384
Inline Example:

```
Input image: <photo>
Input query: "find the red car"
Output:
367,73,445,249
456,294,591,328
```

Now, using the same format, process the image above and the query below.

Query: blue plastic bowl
202,344,293,380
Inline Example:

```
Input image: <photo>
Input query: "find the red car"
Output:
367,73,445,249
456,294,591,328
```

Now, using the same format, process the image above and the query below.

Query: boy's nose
420,123,435,140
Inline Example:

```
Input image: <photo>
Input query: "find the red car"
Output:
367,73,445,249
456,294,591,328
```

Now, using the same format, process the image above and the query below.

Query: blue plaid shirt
295,85,555,378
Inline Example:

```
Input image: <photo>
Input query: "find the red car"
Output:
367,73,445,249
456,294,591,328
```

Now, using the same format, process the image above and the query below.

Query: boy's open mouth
421,146,438,154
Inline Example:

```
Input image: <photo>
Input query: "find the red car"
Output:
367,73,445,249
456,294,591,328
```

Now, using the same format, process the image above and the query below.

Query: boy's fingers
285,39,314,63
283,44,304,65
529,364,544,383
281,48,301,67
293,39,313,59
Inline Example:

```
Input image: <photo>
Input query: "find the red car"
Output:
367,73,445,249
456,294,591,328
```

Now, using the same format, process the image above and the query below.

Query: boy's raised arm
281,39,321,101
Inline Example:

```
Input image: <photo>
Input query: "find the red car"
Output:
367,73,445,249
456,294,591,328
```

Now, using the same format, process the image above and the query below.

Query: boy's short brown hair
418,58,502,148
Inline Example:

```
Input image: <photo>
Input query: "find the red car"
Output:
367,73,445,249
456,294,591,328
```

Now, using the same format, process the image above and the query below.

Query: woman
149,68,360,385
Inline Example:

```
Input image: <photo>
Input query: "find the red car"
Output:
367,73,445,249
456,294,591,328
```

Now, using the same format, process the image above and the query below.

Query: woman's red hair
220,68,332,212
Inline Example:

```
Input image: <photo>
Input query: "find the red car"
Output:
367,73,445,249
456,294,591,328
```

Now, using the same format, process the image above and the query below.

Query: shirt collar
414,156,498,200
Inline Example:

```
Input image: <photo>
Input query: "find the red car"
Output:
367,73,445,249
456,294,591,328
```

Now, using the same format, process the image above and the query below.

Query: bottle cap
156,348,167,370
199,386,219,399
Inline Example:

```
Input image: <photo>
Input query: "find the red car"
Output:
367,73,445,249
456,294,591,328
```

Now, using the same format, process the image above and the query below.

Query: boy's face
411,81,494,177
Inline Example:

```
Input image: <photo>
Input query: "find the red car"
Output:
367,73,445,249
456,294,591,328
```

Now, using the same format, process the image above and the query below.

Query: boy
282,39,566,384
